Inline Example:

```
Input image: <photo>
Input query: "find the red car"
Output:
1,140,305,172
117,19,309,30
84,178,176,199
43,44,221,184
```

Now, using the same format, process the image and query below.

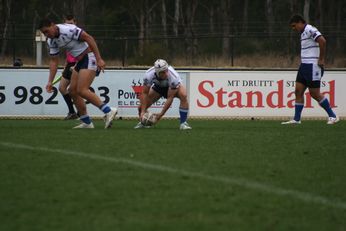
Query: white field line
1,141,346,210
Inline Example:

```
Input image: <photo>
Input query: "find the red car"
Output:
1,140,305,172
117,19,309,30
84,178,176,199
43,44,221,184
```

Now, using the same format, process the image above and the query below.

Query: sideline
1,141,346,210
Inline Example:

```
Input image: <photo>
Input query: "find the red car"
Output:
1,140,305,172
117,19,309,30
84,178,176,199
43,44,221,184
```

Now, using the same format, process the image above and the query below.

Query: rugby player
39,17,117,129
282,15,339,125
58,15,78,120
135,59,192,130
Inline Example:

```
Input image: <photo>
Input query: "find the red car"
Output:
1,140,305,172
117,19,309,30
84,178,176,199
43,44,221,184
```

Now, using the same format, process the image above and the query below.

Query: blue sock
100,104,111,114
319,97,336,118
80,115,92,124
293,103,304,121
179,107,188,124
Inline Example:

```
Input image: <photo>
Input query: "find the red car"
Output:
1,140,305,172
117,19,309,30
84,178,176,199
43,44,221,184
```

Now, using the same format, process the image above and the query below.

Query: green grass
0,119,345,231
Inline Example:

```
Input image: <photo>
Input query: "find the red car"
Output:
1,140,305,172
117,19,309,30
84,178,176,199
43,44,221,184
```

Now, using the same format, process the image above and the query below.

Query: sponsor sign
189,71,345,117
0,69,187,117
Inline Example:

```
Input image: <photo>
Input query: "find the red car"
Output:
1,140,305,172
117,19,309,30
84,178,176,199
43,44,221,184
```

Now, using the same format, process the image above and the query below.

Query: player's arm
46,55,59,93
139,85,151,118
156,88,178,121
79,31,105,71
316,35,326,67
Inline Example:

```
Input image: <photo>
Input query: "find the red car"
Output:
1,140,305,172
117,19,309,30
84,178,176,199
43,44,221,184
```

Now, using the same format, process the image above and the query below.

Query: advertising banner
189,71,345,117
0,69,187,118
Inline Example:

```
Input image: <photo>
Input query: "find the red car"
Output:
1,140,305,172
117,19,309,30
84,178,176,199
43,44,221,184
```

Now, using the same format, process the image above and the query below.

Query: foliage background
0,0,345,67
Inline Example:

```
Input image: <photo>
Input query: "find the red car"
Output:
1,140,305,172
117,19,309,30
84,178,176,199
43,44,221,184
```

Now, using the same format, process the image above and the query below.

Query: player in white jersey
58,15,78,120
39,18,117,129
282,15,339,125
134,59,192,130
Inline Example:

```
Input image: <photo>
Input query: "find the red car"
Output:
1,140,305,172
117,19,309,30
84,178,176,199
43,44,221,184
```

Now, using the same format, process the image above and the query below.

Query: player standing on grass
58,15,78,120
39,17,117,129
282,14,339,125
134,59,192,130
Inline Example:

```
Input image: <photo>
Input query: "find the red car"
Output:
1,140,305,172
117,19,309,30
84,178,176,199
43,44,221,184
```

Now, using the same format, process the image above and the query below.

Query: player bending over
135,59,192,130
39,18,117,129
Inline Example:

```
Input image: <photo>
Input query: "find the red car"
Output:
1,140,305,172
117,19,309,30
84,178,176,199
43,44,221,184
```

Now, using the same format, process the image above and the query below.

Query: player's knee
58,85,66,94
76,87,88,98
69,88,77,97
294,89,304,97
179,91,188,102
310,92,323,101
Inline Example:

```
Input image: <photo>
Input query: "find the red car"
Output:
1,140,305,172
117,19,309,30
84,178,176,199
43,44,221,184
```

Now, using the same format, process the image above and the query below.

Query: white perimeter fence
0,69,345,119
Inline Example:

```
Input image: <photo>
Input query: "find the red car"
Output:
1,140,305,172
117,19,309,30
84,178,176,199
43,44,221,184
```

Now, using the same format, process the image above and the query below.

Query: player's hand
97,58,106,72
318,59,325,68
154,113,163,121
46,82,53,93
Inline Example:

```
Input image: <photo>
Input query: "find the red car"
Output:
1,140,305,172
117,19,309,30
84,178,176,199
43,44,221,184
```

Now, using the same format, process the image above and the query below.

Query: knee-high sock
99,103,111,114
293,103,304,121
62,93,75,114
319,97,336,118
179,108,189,124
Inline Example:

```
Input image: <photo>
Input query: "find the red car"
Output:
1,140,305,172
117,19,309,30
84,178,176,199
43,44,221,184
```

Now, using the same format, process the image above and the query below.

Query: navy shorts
62,62,76,80
296,63,324,88
152,85,168,99
74,53,100,76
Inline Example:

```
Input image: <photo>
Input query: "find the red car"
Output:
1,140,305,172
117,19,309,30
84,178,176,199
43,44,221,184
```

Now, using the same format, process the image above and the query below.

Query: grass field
0,119,345,231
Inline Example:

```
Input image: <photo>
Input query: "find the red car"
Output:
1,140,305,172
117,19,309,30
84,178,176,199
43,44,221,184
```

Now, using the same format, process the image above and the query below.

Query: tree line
0,0,345,66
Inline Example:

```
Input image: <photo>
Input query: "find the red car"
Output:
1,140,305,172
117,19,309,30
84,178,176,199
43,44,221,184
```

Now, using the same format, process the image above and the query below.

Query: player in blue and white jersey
134,59,192,130
39,18,117,129
282,15,339,125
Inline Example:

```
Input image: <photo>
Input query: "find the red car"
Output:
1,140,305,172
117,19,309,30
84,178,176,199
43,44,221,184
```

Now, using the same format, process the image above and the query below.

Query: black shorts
74,53,100,76
62,62,76,80
152,85,168,99
296,63,324,88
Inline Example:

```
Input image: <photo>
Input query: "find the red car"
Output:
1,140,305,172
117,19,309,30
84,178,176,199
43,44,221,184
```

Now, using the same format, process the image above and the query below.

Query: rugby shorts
74,52,100,76
296,63,324,88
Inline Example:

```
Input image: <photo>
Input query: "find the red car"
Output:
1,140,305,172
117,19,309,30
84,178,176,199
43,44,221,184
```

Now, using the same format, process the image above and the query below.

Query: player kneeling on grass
134,59,192,130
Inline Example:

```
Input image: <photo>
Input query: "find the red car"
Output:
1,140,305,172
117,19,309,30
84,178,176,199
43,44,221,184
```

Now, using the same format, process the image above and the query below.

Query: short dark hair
38,18,54,29
289,14,306,24
64,14,75,21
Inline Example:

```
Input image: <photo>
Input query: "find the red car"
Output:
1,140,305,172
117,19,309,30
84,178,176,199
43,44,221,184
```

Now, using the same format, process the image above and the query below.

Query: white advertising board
189,71,345,117
0,69,187,118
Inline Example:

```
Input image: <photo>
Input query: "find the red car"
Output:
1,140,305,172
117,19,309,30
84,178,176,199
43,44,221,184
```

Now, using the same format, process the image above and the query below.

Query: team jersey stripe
314,35,322,41
301,45,319,50
301,56,319,59
50,51,60,56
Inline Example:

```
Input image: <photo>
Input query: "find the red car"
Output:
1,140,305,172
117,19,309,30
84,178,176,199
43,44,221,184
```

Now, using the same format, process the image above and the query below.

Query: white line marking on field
1,141,346,210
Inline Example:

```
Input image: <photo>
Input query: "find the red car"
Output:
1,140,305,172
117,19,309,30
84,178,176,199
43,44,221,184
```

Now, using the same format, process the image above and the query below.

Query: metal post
122,38,128,67
12,21,16,64
35,30,46,66
230,35,234,67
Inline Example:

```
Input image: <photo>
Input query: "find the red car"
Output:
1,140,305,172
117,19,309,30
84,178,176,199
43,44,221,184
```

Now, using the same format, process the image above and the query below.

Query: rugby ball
141,111,157,126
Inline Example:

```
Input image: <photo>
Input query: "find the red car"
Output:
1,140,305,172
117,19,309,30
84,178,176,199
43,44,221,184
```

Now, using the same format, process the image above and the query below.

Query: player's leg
137,88,161,115
282,82,306,124
59,77,77,119
60,64,78,119
175,84,191,129
68,69,93,128
147,88,162,107
293,82,306,122
77,68,116,128
309,87,338,124
76,69,100,105
308,64,338,124
282,64,307,124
